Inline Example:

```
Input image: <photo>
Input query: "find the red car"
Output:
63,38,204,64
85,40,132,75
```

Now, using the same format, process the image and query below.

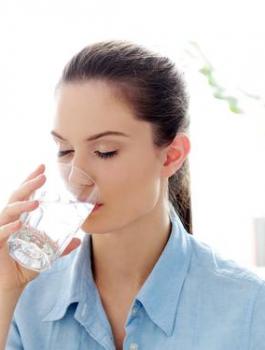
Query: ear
161,133,191,178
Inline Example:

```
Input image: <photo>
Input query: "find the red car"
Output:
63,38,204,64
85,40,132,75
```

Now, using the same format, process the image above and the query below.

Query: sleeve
248,280,265,350
5,317,23,350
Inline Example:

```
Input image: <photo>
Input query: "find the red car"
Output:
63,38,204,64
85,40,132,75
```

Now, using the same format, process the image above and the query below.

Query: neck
90,201,172,294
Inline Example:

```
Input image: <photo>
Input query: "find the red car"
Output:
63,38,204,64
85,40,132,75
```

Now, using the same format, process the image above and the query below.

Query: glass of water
7,161,99,272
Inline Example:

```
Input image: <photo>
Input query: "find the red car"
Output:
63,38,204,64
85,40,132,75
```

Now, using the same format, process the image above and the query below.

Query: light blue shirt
6,206,265,349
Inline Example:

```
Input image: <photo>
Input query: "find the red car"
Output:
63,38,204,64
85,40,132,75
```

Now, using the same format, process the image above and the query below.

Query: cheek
105,152,162,207
81,154,162,233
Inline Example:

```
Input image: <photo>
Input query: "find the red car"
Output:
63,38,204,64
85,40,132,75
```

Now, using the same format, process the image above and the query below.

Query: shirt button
132,307,137,315
129,343,139,350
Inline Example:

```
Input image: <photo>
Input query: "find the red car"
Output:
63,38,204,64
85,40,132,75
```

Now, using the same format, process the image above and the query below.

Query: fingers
60,238,81,256
0,220,22,249
16,175,46,202
7,173,46,204
22,164,45,184
0,164,46,249
0,200,39,227
6,164,46,204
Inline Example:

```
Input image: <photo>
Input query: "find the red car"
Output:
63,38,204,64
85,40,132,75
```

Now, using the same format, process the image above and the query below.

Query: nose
57,162,97,202
68,166,94,186
56,160,94,184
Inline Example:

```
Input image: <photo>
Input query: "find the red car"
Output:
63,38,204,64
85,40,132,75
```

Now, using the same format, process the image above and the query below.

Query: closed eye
94,151,118,159
56,150,73,158
57,150,118,159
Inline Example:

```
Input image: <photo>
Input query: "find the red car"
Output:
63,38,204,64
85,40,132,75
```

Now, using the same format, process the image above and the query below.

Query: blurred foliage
199,65,242,113
184,41,264,114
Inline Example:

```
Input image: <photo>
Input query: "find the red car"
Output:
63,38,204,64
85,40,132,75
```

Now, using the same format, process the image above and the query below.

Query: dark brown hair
57,40,192,234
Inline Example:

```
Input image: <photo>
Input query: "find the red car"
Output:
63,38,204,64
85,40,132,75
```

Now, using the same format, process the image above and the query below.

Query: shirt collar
135,204,193,337
42,204,193,338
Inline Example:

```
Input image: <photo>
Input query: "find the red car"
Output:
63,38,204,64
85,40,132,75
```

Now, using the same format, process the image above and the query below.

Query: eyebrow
50,130,130,142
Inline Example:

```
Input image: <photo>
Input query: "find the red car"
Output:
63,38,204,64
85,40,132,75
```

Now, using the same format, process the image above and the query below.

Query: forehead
53,80,154,146
54,81,138,131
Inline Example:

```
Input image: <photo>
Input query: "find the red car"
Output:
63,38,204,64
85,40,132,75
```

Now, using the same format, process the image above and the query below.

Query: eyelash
57,150,118,159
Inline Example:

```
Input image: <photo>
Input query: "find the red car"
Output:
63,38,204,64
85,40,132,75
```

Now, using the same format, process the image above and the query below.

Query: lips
93,203,103,211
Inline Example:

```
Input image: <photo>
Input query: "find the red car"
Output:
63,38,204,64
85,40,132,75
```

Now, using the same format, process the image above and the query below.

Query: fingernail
36,164,44,171
13,220,21,227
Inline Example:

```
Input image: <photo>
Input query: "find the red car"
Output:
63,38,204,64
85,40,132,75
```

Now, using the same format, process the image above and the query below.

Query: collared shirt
6,205,265,350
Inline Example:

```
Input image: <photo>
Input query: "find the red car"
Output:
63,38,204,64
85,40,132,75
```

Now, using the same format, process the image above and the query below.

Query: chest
103,300,129,349
109,318,126,350
98,291,135,350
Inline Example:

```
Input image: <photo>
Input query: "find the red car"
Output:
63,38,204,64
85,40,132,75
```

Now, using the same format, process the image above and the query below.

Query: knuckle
1,204,16,221
6,193,16,204
2,204,10,214
4,212,14,222
4,202,15,211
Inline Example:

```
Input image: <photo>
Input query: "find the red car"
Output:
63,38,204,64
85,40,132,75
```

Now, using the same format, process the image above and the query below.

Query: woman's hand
0,164,47,291
0,164,81,293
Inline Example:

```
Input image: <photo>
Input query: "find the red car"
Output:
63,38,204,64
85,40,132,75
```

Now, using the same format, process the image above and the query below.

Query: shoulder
171,207,264,290
7,246,88,349
188,233,264,283
183,234,265,346
187,233,265,298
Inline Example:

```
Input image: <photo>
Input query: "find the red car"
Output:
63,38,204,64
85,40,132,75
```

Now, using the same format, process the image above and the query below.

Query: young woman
1,40,264,350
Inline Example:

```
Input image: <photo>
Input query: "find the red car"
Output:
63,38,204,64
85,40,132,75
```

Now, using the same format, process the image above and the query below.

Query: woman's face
52,80,168,234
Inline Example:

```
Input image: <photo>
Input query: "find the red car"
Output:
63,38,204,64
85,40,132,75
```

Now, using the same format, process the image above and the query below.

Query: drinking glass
7,161,99,272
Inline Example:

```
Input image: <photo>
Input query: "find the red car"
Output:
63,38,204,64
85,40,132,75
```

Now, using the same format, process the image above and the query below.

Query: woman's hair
57,40,193,234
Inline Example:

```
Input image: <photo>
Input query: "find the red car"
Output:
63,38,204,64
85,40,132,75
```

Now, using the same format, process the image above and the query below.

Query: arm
0,164,46,349
0,288,24,350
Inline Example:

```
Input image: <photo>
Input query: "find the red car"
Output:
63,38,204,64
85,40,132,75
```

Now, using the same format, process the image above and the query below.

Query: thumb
60,237,81,256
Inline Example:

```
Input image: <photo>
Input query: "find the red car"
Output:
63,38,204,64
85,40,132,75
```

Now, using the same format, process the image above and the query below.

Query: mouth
92,203,104,211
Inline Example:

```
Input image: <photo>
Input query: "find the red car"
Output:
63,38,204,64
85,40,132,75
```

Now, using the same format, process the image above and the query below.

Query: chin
80,217,111,234
80,211,128,234
80,202,150,234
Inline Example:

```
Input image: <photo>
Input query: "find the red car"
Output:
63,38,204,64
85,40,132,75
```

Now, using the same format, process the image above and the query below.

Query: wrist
0,285,25,298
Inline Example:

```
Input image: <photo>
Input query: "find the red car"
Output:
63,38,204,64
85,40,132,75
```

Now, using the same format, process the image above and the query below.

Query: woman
1,40,264,350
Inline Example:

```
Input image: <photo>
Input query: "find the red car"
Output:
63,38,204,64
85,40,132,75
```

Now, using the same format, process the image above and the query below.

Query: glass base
8,236,54,272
